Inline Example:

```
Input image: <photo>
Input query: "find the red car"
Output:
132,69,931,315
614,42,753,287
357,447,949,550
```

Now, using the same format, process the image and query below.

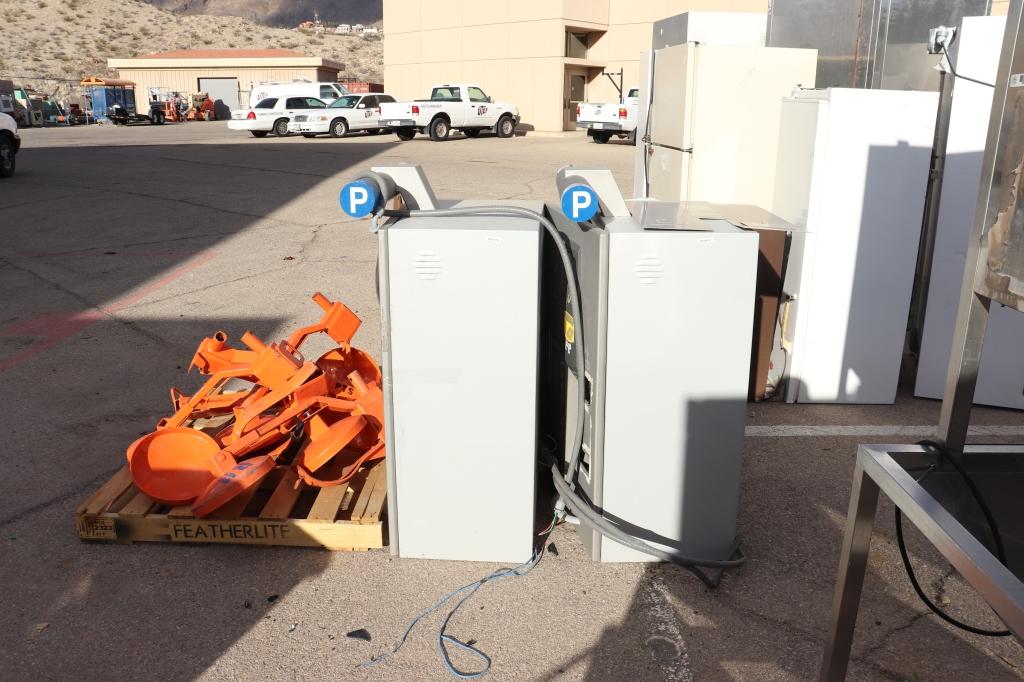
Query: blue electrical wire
361,518,555,679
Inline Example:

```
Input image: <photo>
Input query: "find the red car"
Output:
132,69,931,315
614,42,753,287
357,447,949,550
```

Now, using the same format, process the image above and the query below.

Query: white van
248,81,348,108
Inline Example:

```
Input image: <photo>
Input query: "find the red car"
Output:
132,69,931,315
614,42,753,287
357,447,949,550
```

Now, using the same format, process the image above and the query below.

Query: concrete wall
383,0,768,131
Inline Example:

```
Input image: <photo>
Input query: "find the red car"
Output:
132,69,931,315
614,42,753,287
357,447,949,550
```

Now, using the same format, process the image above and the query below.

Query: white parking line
745,425,1024,437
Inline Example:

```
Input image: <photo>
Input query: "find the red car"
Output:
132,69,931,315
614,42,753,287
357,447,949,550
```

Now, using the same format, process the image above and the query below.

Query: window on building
566,32,589,59
569,76,586,103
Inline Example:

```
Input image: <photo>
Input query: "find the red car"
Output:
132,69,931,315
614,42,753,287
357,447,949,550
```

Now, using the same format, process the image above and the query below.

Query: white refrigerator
914,16,1024,410
637,42,817,208
771,88,938,404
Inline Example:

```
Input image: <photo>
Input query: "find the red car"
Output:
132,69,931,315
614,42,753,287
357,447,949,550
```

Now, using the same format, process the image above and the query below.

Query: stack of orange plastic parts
125,293,385,518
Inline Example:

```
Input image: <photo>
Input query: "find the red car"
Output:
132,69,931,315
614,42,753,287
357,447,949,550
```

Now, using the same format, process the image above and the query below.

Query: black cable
918,441,1007,562
893,441,1011,637
941,45,996,89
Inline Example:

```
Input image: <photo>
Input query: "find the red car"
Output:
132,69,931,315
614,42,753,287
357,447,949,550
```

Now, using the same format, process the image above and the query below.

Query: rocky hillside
0,0,381,93
141,0,382,28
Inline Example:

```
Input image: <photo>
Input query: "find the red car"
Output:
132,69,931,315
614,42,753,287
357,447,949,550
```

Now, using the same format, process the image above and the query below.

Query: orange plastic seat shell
126,428,235,505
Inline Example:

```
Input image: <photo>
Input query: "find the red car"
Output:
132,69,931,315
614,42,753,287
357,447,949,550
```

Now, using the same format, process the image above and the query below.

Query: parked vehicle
229,96,330,137
248,82,348,108
577,86,640,144
0,80,16,119
81,77,151,125
0,112,20,178
379,84,519,141
288,93,397,138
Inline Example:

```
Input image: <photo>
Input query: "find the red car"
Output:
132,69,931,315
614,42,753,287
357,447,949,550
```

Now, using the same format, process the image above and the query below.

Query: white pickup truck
0,111,20,178
577,87,640,144
379,84,519,141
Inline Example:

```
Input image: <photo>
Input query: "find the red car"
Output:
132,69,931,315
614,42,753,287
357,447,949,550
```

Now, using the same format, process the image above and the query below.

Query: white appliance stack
634,12,817,207
639,43,817,208
770,88,938,403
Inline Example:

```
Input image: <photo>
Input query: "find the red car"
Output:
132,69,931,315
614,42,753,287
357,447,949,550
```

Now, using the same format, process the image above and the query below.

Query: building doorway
198,77,240,120
563,67,588,131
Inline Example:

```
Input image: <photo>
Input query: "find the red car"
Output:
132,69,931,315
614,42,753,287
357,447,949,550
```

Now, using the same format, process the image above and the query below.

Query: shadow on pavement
533,436,1022,680
0,137,390,676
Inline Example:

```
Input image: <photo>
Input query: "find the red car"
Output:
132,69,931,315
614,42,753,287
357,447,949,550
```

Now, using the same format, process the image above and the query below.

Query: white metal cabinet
772,88,938,403
380,202,542,563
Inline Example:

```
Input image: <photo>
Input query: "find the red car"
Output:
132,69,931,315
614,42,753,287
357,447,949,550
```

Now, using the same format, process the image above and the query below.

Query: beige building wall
383,0,768,132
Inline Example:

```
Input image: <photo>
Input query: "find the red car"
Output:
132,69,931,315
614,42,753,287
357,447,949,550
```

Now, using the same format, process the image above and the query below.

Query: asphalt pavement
0,121,1021,681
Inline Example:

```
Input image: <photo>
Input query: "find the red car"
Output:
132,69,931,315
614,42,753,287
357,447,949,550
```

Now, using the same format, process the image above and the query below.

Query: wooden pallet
75,459,387,551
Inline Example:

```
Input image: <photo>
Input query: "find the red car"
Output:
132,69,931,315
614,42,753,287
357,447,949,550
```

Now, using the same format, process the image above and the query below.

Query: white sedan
288,93,397,138
228,96,329,137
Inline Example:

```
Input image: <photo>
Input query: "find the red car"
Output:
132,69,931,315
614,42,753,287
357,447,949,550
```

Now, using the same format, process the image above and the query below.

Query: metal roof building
108,49,345,117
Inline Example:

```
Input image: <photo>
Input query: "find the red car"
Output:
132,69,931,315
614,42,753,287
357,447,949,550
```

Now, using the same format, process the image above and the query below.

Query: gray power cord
365,189,746,587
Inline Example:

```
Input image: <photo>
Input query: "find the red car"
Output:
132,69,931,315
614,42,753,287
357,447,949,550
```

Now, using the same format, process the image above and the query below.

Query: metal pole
909,67,953,355
819,459,880,682
936,291,990,453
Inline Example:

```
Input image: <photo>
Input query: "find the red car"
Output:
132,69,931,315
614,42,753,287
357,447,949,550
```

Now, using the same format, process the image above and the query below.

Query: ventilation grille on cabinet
634,255,663,285
414,250,442,280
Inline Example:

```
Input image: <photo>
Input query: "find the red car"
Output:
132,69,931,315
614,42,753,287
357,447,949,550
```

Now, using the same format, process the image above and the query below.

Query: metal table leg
819,461,881,682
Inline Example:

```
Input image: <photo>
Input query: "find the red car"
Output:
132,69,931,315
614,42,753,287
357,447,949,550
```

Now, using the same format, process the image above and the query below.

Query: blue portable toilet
81,77,137,121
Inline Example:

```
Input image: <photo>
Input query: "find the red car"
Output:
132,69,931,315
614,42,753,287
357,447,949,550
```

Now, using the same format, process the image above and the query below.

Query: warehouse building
108,49,345,117
382,1,767,132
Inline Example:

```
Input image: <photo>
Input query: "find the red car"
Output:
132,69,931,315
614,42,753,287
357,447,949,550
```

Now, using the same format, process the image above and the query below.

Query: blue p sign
339,180,380,218
560,184,599,222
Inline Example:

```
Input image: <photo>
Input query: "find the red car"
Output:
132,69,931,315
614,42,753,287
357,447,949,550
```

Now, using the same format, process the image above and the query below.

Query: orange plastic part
126,428,235,505
300,414,367,473
286,292,362,349
296,442,386,488
189,331,257,374
192,454,277,518
295,375,386,487
126,293,388,512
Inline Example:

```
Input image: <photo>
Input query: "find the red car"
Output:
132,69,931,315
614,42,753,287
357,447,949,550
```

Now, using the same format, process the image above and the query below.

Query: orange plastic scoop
192,454,276,518
126,428,235,505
